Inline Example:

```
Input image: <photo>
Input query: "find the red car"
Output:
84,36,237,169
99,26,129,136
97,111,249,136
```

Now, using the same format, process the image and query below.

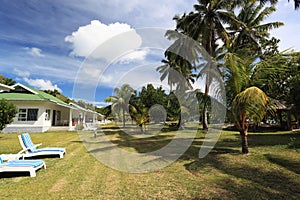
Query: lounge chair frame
0,159,46,177
18,134,66,159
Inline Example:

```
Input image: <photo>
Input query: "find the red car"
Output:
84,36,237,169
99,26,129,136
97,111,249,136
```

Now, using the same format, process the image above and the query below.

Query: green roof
0,84,70,107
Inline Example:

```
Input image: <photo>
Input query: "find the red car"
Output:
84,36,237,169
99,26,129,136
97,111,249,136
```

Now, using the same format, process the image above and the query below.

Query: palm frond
232,86,270,129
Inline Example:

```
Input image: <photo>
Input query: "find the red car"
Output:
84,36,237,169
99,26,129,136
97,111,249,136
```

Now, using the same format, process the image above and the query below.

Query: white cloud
91,101,111,108
99,63,166,90
65,20,143,61
13,68,30,78
118,48,149,64
24,47,45,57
23,77,62,93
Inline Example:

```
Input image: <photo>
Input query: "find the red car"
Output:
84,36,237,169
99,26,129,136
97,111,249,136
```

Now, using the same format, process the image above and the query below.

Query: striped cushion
21,133,65,153
21,133,36,151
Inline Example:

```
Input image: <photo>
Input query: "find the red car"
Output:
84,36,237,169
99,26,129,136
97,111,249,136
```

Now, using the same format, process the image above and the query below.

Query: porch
48,126,70,131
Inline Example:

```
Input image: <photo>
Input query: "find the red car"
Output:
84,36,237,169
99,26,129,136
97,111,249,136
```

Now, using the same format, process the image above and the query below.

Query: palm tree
221,0,284,107
223,45,290,154
173,0,242,130
290,0,300,9
157,30,201,92
105,84,135,127
259,0,299,10
132,107,148,133
232,86,271,153
219,0,288,153
223,48,291,112
176,0,239,56
227,0,283,56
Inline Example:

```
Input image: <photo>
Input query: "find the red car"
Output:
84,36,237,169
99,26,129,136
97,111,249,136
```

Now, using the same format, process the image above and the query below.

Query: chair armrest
35,143,42,148
17,149,26,154
17,147,32,153
16,149,30,160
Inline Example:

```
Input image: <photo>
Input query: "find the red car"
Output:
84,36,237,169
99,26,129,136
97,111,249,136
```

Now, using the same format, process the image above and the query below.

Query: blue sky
0,0,299,107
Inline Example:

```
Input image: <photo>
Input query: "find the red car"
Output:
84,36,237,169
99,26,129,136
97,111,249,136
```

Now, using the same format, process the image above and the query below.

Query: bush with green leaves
0,98,17,131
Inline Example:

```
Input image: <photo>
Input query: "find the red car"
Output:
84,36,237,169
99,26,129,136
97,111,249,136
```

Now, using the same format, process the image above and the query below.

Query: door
52,110,56,126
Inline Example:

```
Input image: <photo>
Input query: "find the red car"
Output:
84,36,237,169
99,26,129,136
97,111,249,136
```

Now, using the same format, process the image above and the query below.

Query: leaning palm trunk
239,129,249,154
232,87,270,154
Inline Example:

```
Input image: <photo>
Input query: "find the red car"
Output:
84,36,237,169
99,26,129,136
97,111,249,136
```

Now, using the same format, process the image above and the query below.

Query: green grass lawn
0,127,299,199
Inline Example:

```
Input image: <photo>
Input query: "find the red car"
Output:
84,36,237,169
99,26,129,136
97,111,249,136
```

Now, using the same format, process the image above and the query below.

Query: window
45,109,51,120
18,108,39,121
27,109,38,121
18,109,27,121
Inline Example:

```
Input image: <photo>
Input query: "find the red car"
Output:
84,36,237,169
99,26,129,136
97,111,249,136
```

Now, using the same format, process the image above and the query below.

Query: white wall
3,101,71,133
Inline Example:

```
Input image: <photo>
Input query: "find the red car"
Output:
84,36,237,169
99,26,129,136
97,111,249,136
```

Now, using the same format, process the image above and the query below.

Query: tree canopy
156,0,300,153
0,98,18,131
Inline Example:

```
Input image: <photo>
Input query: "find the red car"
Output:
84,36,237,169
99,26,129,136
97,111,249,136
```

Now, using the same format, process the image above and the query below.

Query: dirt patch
49,178,68,193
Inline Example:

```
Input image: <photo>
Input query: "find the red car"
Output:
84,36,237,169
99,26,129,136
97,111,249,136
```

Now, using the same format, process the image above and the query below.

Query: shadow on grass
71,140,83,143
0,171,33,178
75,126,300,198
91,134,174,153
265,154,300,174
0,165,45,179
78,128,300,157
181,131,300,198
101,126,121,130
22,155,61,159
247,132,300,148
82,130,300,198
185,154,300,199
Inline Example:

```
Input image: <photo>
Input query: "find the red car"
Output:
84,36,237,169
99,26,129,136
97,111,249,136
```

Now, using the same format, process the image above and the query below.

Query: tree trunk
240,130,249,154
297,111,300,129
176,113,181,129
278,110,283,130
202,63,210,131
202,99,208,130
139,124,144,133
122,109,125,127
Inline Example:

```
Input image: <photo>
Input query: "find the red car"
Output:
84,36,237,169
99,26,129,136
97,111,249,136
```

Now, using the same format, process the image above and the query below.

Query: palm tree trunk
240,129,249,154
122,109,125,127
202,61,211,131
202,85,209,130
139,124,144,133
176,113,181,129
202,100,208,130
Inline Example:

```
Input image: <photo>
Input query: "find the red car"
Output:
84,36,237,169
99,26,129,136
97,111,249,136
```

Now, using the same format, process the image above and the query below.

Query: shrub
0,98,17,130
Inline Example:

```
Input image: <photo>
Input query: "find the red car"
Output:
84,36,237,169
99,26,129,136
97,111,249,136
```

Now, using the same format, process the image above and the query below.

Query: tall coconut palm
232,86,271,153
174,0,240,130
290,0,300,9
105,84,135,127
157,30,201,92
177,0,238,56
221,0,283,105
259,0,299,10
227,0,283,56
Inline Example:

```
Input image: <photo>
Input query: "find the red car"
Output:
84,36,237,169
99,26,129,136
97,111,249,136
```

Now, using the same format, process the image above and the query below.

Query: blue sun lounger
0,157,46,177
18,133,66,159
